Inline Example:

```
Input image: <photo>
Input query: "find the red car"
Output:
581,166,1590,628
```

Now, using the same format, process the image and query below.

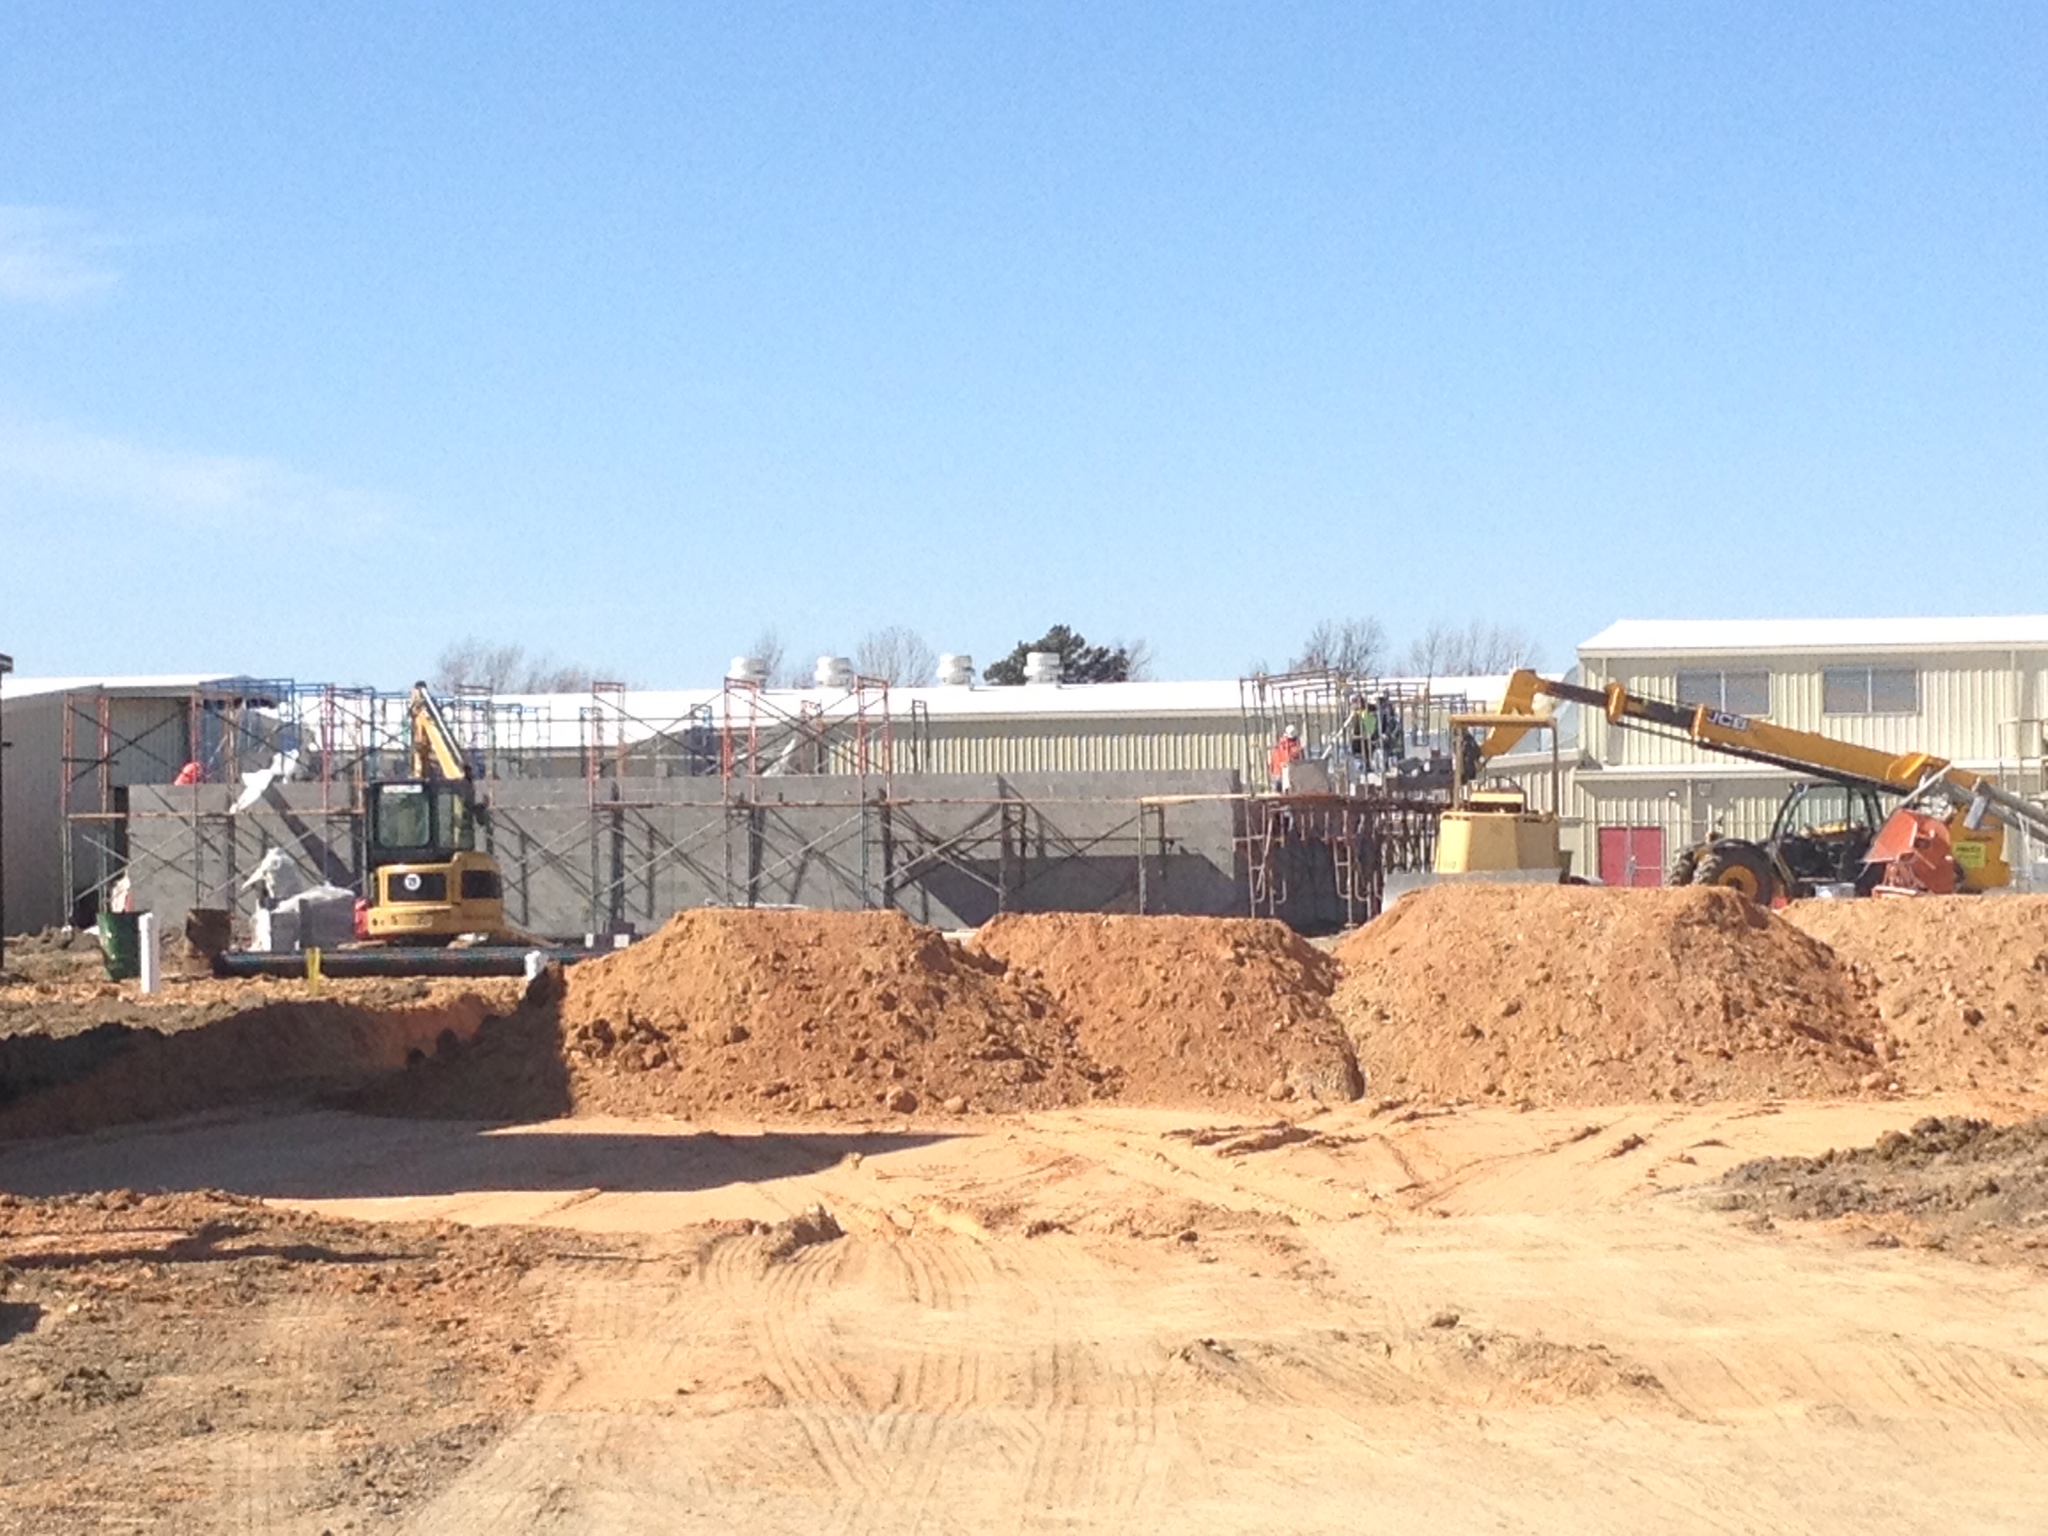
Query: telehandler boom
1483,670,2048,902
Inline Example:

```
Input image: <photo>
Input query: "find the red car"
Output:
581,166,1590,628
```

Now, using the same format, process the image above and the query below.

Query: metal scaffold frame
58,680,549,922
1238,668,1480,782
79,673,1467,935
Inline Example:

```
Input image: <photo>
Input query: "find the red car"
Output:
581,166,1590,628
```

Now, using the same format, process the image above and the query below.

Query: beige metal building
1558,617,2048,887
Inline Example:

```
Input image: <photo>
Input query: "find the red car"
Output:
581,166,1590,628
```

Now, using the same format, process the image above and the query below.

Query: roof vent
936,653,974,686
813,655,855,689
1023,651,1061,686
726,655,768,685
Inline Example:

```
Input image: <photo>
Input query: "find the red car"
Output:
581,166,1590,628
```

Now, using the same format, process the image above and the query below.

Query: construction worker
1268,724,1304,790
1344,694,1376,778
1376,692,1402,767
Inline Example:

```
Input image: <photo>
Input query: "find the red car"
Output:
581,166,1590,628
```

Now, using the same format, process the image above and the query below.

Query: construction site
34,662,1484,943
2,633,2048,1532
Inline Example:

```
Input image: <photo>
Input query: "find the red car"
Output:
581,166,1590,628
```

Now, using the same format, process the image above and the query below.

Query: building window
1675,669,1770,717
1823,665,1918,714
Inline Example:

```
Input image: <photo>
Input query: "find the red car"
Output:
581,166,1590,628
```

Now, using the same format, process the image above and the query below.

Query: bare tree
1289,617,1388,678
853,626,939,687
1400,621,1539,676
745,627,814,689
1115,636,1157,682
433,636,615,694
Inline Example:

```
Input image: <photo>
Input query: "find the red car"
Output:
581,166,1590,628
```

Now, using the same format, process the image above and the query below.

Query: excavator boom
408,683,472,782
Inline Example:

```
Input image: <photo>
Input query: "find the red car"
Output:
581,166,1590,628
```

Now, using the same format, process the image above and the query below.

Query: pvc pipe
137,912,159,994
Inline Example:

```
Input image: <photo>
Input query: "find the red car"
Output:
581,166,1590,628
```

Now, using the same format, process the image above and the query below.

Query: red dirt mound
1331,885,1881,1106
551,908,1106,1117
1783,895,2048,1094
968,914,1361,1104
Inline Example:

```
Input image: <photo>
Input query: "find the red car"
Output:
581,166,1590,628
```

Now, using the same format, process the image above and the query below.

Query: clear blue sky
4,3,2046,687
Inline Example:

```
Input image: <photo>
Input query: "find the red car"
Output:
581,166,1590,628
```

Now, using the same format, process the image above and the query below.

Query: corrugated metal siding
1567,774,1796,882
918,717,1250,777
1584,650,2048,768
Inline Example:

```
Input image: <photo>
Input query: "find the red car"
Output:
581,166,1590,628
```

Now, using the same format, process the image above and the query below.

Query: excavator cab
361,685,511,944
364,779,504,941
368,780,478,865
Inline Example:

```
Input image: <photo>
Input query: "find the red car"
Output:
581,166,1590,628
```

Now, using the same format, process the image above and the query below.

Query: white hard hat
1285,724,1300,739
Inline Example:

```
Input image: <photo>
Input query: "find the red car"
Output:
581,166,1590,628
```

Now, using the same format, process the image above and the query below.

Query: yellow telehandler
1481,670,2048,903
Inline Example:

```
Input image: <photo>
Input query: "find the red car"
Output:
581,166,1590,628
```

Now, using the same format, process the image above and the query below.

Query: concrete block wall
126,770,1249,938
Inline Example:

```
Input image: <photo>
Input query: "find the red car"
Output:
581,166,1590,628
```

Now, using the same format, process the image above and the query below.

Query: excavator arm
408,683,471,782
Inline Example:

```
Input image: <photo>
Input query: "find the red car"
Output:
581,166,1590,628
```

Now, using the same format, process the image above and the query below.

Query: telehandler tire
1666,849,1699,888
1692,843,1777,905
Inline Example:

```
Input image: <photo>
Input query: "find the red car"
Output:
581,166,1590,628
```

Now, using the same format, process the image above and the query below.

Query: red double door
1598,826,1665,888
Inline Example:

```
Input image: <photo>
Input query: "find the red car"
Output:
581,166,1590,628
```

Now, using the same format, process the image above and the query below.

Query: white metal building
1561,617,2048,887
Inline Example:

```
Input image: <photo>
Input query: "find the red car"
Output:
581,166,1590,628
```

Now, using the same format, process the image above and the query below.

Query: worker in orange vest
1267,724,1304,790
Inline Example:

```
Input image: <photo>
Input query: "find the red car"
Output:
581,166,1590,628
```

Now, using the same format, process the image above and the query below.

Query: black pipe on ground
211,946,607,979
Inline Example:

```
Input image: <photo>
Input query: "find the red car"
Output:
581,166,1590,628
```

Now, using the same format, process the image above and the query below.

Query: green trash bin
97,911,142,981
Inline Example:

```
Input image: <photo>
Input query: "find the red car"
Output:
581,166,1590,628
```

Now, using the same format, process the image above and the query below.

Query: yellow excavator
1480,670,2048,903
362,683,508,941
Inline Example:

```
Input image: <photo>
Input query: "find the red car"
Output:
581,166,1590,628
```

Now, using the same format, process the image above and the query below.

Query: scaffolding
76,672,1465,935
1238,796,1442,928
59,680,549,922
1239,669,1479,787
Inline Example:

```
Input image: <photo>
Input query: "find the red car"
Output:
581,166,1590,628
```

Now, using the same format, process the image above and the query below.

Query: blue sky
4,3,2046,687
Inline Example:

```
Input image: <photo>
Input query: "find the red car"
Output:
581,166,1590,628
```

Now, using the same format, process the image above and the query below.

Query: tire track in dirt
861,1235,992,1533
721,1236,887,1527
1001,1235,1168,1531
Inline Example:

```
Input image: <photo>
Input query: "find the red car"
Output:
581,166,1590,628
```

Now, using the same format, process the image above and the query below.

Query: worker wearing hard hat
1268,724,1305,790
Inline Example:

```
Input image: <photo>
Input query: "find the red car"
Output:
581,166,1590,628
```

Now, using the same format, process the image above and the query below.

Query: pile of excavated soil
450,907,1108,1119
968,913,1361,1104
1332,885,1882,1105
553,909,1103,1116
1784,896,2048,1093
1723,1114,2048,1266
0,929,106,987
0,982,518,1140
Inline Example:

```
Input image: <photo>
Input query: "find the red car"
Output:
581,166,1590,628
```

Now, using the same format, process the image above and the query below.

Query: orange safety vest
1268,737,1303,780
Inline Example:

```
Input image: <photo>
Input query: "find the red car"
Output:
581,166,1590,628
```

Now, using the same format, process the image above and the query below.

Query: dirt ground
1723,1111,2048,1267
0,1188,581,1535
3,894,2048,1531
3,1093,2047,1533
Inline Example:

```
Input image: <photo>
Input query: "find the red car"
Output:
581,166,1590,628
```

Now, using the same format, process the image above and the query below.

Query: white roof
1580,616,2048,658
3,669,1511,753
0,672,253,702
466,673,1513,753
